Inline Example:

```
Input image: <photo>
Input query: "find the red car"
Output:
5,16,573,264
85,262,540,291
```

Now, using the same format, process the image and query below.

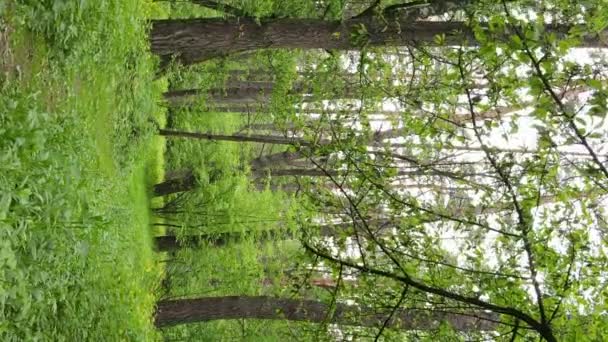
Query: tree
155,295,498,330
150,1,604,66
158,128,311,145
154,219,398,252
163,81,275,107
250,149,308,170
155,232,241,252
147,19,439,66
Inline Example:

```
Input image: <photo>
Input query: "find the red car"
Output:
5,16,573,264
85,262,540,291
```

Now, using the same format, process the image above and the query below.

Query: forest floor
0,1,166,340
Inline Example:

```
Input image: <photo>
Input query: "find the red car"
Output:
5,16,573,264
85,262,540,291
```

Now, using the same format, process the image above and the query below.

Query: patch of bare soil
0,20,16,82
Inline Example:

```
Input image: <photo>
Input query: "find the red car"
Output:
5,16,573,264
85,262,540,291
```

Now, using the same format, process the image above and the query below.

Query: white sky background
296,43,608,316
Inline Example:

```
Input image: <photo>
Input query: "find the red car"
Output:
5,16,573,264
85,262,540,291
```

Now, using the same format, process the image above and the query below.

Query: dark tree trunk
155,295,498,330
153,171,196,197
149,19,467,66
155,220,393,252
150,17,591,66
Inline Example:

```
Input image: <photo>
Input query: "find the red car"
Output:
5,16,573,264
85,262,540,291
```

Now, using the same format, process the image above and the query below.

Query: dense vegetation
1,1,166,340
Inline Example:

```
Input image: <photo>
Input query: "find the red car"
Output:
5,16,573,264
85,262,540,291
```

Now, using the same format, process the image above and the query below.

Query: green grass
1,1,165,340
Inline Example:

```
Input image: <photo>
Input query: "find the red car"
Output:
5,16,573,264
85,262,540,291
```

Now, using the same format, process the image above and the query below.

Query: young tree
155,232,242,252
163,81,275,107
158,128,311,145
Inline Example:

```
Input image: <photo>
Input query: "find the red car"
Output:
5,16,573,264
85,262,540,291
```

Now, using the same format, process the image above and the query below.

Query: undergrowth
1,1,165,340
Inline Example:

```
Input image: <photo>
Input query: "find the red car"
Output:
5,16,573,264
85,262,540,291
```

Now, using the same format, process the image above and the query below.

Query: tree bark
163,81,275,107
155,220,393,252
150,17,599,66
153,171,197,197
155,232,244,252
150,18,468,66
163,81,359,108
253,167,428,178
159,128,313,145
155,295,498,330
250,149,308,170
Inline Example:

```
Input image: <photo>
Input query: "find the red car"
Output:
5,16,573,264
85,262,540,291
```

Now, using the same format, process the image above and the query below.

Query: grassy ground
1,1,165,340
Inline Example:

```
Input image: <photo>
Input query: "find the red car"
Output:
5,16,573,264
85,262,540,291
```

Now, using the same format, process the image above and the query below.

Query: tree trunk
150,17,594,66
250,149,308,170
158,128,313,145
149,18,463,66
253,168,428,178
153,171,196,197
163,81,275,107
163,81,358,108
155,232,245,252
155,220,393,252
154,295,498,330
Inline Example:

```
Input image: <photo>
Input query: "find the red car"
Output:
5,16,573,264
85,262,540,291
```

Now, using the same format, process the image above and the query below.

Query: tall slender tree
155,295,498,330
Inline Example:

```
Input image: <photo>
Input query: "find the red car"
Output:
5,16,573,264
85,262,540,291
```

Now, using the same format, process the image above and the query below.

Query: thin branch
383,0,429,16
501,0,608,191
351,0,382,19
302,241,543,331
458,46,550,340
548,250,576,323
345,154,522,238
509,319,520,342
374,285,410,341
